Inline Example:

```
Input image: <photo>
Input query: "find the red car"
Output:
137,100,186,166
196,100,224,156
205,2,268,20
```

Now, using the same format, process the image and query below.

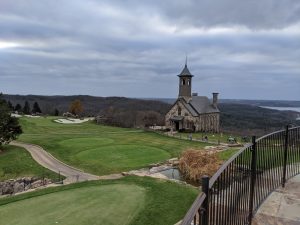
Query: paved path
10,141,101,184
253,174,300,225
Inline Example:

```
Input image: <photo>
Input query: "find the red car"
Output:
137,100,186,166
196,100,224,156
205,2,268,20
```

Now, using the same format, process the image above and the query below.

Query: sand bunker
54,118,93,124
11,113,22,118
25,115,41,118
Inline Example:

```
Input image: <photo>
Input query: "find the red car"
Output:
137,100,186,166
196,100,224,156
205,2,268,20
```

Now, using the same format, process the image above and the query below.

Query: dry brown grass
179,149,222,181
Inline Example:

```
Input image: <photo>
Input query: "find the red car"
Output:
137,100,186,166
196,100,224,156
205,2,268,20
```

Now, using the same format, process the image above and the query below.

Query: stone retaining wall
0,177,52,196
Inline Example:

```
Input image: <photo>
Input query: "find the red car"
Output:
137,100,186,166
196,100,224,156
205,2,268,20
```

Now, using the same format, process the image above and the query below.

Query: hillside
3,94,299,135
4,94,169,116
156,98,300,107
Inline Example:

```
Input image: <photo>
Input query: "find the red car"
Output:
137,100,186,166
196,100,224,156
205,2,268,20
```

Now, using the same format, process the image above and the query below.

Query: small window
187,79,190,86
181,79,185,85
178,107,181,116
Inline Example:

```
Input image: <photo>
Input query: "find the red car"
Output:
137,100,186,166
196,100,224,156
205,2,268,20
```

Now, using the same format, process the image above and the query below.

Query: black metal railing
181,125,300,225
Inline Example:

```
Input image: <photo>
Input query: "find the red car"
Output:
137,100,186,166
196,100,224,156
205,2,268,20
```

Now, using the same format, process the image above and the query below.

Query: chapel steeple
178,58,193,99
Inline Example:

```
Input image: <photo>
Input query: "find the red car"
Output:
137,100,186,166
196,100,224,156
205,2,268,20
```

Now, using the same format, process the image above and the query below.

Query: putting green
0,184,145,225
59,137,115,149
73,144,171,173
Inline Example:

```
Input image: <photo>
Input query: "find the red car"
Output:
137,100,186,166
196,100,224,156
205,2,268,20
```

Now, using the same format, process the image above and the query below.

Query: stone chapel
165,62,220,133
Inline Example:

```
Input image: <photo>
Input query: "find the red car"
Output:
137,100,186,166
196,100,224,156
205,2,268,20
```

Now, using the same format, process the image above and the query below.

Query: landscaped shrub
179,149,222,181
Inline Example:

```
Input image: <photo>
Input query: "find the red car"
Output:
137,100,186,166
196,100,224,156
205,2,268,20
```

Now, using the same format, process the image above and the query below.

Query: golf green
0,176,199,225
0,184,145,225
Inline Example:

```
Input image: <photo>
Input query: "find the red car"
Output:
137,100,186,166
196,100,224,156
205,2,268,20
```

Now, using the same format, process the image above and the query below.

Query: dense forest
3,94,300,136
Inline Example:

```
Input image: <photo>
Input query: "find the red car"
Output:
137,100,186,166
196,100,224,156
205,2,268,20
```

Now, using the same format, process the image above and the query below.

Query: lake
260,106,300,120
260,106,300,113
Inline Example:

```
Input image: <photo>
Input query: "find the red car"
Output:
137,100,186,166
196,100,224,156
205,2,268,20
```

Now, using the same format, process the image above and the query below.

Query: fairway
19,117,210,175
0,176,198,225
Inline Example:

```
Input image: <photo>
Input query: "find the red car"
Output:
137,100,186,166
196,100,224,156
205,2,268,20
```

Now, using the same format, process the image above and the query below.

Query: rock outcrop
0,177,52,196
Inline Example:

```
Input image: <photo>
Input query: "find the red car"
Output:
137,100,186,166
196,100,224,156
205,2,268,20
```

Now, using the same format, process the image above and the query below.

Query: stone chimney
212,93,219,108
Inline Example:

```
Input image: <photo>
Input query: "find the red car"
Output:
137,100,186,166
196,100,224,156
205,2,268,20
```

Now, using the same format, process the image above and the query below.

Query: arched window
187,79,190,86
181,79,185,85
178,107,181,116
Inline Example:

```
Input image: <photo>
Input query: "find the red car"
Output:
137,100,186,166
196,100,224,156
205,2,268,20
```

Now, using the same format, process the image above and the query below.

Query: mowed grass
0,145,58,181
0,176,199,225
18,117,211,175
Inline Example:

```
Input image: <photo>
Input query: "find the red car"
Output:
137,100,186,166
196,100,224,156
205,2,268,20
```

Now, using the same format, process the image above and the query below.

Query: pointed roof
178,60,193,77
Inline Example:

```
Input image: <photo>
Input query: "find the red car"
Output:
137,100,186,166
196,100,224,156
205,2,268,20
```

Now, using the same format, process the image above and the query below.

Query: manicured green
0,176,199,225
18,117,211,175
0,145,58,181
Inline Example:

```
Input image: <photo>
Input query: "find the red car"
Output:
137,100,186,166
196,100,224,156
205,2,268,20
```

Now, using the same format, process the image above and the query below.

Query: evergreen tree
54,108,59,116
7,101,14,111
32,101,42,114
0,94,22,146
23,101,31,114
14,104,22,112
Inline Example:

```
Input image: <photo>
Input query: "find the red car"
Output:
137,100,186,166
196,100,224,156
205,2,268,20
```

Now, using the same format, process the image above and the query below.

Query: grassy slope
0,145,58,181
18,117,211,175
0,176,198,225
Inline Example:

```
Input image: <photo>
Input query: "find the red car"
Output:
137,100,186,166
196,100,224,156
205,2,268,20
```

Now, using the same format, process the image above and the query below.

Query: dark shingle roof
179,96,219,115
178,65,193,77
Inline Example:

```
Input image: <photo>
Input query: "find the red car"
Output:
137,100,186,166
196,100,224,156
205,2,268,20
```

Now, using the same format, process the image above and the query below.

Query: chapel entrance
175,121,179,130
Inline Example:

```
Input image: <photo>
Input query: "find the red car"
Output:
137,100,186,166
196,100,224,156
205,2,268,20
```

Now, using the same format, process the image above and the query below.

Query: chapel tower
178,59,193,99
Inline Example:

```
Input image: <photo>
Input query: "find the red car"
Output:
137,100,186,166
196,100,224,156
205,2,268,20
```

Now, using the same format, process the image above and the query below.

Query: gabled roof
178,96,220,116
179,99,198,116
178,65,193,77
189,96,220,114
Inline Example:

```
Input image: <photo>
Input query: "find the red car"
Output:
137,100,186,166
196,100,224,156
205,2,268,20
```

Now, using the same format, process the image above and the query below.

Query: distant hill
4,94,169,116
152,98,300,107
219,99,300,107
3,94,299,135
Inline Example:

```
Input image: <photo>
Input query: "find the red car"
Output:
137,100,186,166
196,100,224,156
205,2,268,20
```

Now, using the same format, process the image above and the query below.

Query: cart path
10,141,123,184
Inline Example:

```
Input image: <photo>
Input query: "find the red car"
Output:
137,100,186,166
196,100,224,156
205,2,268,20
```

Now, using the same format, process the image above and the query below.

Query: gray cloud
0,0,300,100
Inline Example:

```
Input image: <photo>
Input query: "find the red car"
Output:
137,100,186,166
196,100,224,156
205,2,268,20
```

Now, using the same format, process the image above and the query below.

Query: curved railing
181,126,300,225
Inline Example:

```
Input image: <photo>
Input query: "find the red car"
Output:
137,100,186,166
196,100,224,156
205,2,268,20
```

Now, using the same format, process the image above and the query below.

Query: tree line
7,100,61,116
8,100,42,115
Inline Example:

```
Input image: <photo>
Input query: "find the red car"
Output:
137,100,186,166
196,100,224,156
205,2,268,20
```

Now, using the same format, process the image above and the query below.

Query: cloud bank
0,0,300,100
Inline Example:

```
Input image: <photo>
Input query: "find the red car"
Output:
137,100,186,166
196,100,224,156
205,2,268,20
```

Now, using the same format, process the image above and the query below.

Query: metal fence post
201,175,210,225
248,136,257,225
282,125,289,188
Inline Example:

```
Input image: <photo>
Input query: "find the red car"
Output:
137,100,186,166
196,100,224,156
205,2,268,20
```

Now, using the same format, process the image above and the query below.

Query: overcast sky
0,0,300,100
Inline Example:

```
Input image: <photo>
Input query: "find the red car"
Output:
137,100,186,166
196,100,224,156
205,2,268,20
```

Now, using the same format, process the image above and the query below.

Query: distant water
260,106,300,113
260,106,300,120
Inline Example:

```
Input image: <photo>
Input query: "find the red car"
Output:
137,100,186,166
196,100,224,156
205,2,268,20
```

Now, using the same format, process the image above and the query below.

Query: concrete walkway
253,174,300,225
10,141,101,184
